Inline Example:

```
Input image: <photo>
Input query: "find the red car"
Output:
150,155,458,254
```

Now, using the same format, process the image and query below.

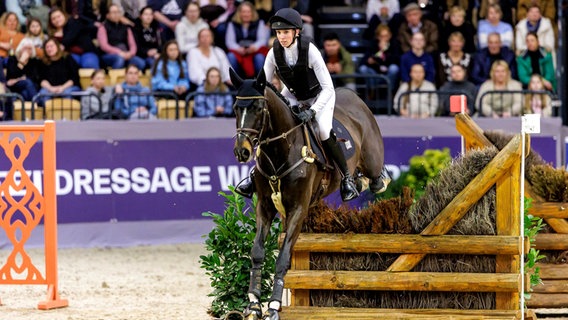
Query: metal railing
0,93,25,121
331,74,393,115
30,92,101,121
395,90,475,117
477,90,558,118
109,91,178,120
185,91,237,118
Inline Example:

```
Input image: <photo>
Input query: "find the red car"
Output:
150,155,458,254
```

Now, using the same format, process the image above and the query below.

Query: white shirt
175,17,209,54
187,46,231,85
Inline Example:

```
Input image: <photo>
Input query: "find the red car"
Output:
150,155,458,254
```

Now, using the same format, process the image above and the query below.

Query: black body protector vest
273,37,322,101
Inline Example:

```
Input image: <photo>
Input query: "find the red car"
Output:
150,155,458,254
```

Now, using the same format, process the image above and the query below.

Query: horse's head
230,68,268,163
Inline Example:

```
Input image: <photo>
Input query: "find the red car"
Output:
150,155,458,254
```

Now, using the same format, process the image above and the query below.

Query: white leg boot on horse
323,130,359,202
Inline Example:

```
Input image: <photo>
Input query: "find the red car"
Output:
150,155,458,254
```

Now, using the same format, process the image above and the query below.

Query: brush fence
456,113,568,310
279,114,526,319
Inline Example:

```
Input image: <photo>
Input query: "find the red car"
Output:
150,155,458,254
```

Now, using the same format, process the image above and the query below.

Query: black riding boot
323,132,359,202
235,170,255,198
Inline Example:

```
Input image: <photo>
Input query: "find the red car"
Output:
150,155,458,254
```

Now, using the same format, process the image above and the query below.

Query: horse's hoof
243,302,262,320
262,308,279,320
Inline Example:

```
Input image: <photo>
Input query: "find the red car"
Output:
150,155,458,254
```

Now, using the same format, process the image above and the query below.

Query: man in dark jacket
397,3,438,53
439,64,477,116
470,32,518,85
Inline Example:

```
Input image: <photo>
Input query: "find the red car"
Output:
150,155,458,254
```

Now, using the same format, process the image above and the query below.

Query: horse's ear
229,68,243,88
256,69,266,91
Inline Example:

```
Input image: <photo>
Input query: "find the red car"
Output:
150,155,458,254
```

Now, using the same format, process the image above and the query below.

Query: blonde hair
25,17,45,39
375,24,392,38
489,60,511,82
448,31,465,43
232,1,260,24
402,64,426,109
0,12,21,32
448,5,466,17
523,74,550,114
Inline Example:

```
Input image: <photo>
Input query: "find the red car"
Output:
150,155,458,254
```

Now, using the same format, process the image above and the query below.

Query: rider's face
276,29,298,47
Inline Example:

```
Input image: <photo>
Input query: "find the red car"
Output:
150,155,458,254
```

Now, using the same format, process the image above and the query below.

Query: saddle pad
307,117,356,168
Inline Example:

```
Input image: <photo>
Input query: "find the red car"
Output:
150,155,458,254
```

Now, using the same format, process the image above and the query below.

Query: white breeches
283,91,335,140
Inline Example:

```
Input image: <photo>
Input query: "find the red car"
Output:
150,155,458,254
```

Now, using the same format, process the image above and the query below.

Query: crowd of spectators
0,0,561,121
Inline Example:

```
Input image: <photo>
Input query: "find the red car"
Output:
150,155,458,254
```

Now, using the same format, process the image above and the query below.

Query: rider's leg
322,130,359,201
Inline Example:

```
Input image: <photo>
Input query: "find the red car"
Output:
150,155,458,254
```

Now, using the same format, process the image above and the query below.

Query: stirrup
340,176,359,202
235,179,254,198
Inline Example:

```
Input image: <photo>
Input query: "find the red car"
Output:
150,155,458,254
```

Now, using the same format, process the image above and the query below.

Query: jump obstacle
456,114,568,311
0,121,68,309
279,113,530,319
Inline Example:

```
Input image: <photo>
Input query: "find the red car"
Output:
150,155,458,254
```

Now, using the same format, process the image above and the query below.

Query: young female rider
235,8,359,202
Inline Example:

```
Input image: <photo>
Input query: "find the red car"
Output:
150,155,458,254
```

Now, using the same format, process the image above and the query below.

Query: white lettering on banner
93,168,112,194
170,167,191,192
150,167,173,193
57,170,73,195
131,167,151,193
111,168,131,194
193,166,212,192
74,169,94,195
218,165,251,191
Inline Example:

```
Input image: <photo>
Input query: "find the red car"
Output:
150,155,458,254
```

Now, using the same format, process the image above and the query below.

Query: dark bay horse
230,68,388,320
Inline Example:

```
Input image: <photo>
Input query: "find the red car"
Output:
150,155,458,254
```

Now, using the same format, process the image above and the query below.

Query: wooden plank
284,233,522,255
290,251,310,307
284,270,520,292
387,135,523,272
533,233,568,250
526,293,568,308
280,306,520,319
532,280,568,293
495,148,521,310
525,185,568,234
455,113,494,150
537,263,568,280
529,202,568,219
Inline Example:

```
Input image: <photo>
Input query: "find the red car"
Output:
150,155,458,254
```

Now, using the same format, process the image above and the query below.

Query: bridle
234,95,269,148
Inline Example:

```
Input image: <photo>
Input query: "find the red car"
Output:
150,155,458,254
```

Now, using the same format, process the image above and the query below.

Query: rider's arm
263,49,276,83
307,42,335,114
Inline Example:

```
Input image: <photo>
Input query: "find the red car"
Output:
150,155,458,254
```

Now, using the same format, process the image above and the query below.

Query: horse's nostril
242,149,250,159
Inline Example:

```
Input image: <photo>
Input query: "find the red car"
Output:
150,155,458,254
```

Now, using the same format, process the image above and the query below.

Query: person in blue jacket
193,67,233,117
151,40,190,98
470,32,517,86
115,64,157,119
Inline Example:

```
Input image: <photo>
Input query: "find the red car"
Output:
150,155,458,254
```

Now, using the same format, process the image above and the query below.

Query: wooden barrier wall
0,121,68,309
280,114,526,319
456,113,568,311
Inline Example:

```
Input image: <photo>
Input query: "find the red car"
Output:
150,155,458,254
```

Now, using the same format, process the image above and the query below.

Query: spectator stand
0,93,24,122
109,91,178,120
395,90,473,117
184,91,237,119
331,74,393,115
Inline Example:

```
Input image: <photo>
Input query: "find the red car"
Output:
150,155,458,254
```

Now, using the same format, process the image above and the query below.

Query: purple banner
0,136,557,224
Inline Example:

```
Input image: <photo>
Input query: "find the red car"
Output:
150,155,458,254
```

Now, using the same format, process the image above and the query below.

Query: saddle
292,105,356,170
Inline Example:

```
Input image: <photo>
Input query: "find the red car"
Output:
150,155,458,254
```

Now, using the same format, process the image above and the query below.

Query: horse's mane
265,81,290,107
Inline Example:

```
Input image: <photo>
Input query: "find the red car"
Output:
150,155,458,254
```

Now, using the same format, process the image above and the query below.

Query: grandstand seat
108,68,126,86
12,100,35,121
317,6,366,24
318,24,369,53
44,98,81,120
79,68,96,90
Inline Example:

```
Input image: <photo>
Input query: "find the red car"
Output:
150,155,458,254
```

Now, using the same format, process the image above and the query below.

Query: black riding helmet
269,8,303,30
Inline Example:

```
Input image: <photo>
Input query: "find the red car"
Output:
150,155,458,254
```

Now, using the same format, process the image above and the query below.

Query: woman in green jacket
516,32,556,92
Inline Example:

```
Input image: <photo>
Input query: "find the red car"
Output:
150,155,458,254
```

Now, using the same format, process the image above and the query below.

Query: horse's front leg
263,204,308,320
244,201,276,320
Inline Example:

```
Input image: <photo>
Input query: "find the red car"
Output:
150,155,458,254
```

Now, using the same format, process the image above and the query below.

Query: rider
235,8,359,202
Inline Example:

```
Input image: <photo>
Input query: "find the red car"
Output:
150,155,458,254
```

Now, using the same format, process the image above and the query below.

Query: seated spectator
515,5,555,54
151,40,190,98
440,6,476,54
148,0,190,42
0,66,13,120
476,60,523,117
81,69,114,119
400,32,435,83
477,4,514,49
444,0,475,23
175,2,209,55
437,32,472,87
366,0,400,24
321,32,355,91
5,0,48,30
476,0,515,26
97,4,146,71
113,0,147,24
38,37,82,102
397,3,438,53
188,28,231,87
6,44,41,101
194,67,234,117
208,0,236,51
523,74,552,117
114,64,157,119
358,24,400,92
198,0,227,26
439,64,477,115
16,18,46,59
517,32,556,91
470,33,517,85
393,63,438,118
48,7,100,69
517,0,556,22
134,6,162,70
225,1,270,78
0,12,25,65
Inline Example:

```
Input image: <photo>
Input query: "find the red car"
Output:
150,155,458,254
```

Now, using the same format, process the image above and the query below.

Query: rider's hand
297,109,316,123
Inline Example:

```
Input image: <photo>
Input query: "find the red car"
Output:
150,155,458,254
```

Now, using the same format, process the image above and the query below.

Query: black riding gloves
297,109,316,123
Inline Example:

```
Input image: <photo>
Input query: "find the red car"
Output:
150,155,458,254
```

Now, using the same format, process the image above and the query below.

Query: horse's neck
265,89,297,138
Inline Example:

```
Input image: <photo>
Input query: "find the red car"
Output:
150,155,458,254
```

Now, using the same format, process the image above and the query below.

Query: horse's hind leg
359,136,391,194
369,167,392,193
243,204,275,320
